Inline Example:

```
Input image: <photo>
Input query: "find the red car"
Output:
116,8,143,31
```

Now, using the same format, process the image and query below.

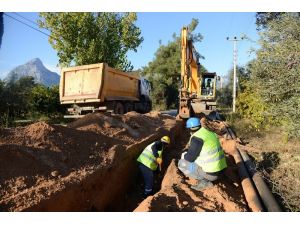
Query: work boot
191,180,213,191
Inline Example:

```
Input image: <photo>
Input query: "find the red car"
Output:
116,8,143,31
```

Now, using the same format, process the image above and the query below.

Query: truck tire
114,102,125,114
124,102,133,113
146,101,152,113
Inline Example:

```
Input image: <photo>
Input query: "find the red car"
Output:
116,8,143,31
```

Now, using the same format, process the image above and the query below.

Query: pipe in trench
231,147,265,212
238,148,282,212
224,125,281,211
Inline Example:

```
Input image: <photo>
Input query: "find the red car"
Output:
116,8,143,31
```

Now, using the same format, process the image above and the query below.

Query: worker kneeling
137,136,170,197
178,117,227,191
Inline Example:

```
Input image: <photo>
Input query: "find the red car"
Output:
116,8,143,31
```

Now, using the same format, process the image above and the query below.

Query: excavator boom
179,27,218,118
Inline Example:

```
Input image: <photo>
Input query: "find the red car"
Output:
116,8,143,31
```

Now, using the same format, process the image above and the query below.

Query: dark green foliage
38,12,143,71
256,12,300,30
0,76,65,127
256,12,286,30
2,76,36,120
217,85,232,108
30,85,65,116
238,14,300,137
143,18,205,110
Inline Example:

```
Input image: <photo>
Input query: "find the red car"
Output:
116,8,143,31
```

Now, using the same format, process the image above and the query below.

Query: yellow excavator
178,26,219,119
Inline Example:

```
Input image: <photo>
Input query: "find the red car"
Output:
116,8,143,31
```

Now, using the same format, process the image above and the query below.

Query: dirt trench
0,112,181,211
0,112,249,212
133,133,249,212
119,125,190,211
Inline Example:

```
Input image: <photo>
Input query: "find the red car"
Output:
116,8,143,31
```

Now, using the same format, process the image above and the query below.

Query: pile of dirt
200,117,228,136
0,110,253,212
134,158,247,212
68,111,174,141
134,135,248,212
0,111,178,211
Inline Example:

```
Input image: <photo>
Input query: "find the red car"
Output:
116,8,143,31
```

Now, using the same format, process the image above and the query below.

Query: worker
206,78,212,88
137,136,171,197
178,117,227,191
206,79,213,95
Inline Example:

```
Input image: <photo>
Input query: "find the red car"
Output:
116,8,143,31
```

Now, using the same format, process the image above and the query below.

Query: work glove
156,158,162,165
157,158,162,171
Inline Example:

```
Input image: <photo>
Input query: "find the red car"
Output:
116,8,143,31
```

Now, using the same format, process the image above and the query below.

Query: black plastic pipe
232,149,265,212
238,148,282,212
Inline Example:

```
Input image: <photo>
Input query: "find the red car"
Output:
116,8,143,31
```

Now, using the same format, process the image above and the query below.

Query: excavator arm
179,27,201,118
179,26,219,119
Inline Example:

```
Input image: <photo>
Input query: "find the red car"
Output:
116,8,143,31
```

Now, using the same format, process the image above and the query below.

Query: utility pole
226,36,244,113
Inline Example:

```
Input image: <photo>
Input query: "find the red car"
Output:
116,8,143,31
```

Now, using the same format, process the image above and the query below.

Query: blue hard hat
186,117,201,129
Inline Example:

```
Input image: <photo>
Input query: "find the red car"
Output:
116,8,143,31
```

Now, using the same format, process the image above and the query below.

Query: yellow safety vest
137,142,162,171
192,127,227,173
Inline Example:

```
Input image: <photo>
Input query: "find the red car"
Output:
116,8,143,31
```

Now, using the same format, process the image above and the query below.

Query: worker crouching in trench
137,136,171,197
178,117,227,191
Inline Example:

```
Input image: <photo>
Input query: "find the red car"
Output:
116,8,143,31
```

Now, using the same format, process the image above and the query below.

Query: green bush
30,84,65,118
0,76,66,127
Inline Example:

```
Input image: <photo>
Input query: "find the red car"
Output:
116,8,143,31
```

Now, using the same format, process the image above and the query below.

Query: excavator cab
201,73,217,99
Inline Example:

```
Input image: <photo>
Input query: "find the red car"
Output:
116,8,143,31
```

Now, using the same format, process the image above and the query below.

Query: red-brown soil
134,134,248,212
0,112,177,211
1,112,249,212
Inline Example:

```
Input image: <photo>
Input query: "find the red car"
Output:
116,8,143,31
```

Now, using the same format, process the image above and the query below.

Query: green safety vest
192,127,227,173
137,142,163,171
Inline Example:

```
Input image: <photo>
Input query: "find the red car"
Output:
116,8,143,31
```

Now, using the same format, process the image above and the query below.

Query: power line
13,12,40,27
3,13,53,39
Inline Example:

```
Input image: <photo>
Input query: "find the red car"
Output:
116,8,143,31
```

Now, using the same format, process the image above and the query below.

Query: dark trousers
138,163,154,195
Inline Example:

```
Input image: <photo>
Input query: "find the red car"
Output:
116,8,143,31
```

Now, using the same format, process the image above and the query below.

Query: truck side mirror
217,76,221,81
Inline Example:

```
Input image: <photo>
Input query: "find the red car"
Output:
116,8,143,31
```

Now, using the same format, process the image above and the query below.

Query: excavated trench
0,112,184,212
119,127,190,211
29,122,183,212
1,112,267,212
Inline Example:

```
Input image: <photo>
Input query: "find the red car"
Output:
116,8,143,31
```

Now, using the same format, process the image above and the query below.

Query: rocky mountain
5,58,60,87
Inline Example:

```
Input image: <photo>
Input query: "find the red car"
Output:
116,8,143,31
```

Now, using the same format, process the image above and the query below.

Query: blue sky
0,12,259,80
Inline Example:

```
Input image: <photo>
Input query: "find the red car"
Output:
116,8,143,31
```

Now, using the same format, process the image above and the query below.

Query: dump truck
179,27,219,118
59,63,152,117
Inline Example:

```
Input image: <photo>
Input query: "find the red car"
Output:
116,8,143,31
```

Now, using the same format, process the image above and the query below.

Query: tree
0,79,5,113
0,76,36,124
38,13,143,71
30,85,65,116
143,19,206,110
242,14,300,136
256,12,300,30
256,13,286,30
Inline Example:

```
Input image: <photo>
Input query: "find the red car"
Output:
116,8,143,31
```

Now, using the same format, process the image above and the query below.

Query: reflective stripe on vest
137,142,163,171
198,153,225,164
192,127,227,173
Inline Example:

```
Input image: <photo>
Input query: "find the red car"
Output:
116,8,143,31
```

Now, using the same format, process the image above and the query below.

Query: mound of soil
0,111,178,211
133,133,248,212
134,156,248,212
0,110,251,212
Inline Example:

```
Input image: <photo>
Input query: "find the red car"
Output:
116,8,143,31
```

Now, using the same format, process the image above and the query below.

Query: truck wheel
124,103,133,113
114,102,125,114
145,101,152,113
